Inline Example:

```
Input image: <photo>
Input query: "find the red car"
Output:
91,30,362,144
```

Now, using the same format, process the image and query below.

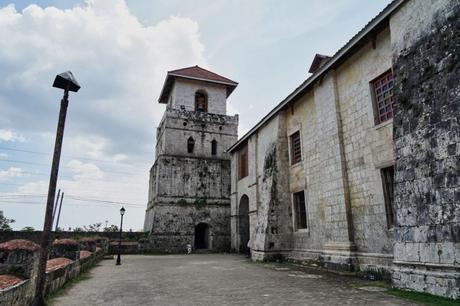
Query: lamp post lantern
116,206,125,265
32,71,80,306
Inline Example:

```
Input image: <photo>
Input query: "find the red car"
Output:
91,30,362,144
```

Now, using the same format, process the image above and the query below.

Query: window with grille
290,131,302,165
381,166,395,229
372,70,394,124
293,191,307,230
238,144,248,179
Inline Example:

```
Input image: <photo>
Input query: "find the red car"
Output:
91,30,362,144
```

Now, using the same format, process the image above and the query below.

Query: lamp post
116,206,125,265
32,71,80,306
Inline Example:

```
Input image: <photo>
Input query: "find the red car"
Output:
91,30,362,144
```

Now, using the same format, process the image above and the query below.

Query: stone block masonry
391,0,460,299
228,0,459,299
144,66,238,253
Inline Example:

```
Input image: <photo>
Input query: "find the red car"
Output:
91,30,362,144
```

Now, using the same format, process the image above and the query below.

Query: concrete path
51,254,418,306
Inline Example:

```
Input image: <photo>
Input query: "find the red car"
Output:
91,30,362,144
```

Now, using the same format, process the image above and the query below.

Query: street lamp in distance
116,206,126,265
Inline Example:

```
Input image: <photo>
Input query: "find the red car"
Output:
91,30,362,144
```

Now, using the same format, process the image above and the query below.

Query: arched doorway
239,195,250,254
194,223,209,249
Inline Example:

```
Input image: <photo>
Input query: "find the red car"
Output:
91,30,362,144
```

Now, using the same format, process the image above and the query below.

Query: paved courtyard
51,254,418,306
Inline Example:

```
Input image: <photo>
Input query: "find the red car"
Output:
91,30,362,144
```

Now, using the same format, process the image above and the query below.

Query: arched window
195,90,208,112
211,140,217,155
187,137,195,153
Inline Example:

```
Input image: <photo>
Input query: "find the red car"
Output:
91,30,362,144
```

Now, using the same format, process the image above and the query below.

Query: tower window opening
211,140,217,155
195,90,208,112
187,137,195,153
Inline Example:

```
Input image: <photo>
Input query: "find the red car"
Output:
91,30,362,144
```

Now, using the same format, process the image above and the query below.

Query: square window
371,70,394,124
290,131,302,165
293,191,307,230
381,166,395,229
238,144,248,179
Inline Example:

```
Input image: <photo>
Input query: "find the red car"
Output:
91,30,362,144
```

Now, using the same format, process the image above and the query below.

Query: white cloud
66,159,103,179
0,1,208,230
0,129,26,143
0,0,207,156
0,167,23,180
0,153,8,158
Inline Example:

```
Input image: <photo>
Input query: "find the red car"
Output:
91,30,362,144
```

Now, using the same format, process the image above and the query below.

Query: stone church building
144,66,238,253
228,0,459,299
144,0,458,299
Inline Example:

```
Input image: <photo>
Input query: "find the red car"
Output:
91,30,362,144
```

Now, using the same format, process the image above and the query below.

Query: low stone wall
0,239,104,306
0,231,147,244
0,279,33,306
108,240,150,254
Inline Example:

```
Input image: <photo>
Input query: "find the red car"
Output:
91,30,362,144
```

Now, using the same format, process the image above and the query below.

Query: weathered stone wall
171,78,228,115
335,26,394,269
155,108,238,159
231,114,292,259
232,28,395,268
145,70,237,252
286,91,324,262
149,156,231,205
149,204,231,253
391,0,460,299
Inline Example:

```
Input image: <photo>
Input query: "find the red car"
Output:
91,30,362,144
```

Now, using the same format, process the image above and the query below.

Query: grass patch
254,259,459,305
351,281,390,289
386,288,460,306
46,265,96,305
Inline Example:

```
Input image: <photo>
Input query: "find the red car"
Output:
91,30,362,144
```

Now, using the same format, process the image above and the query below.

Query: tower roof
158,65,238,103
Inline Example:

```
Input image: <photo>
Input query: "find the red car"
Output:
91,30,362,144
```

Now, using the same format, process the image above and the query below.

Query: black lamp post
116,206,125,265
32,71,80,306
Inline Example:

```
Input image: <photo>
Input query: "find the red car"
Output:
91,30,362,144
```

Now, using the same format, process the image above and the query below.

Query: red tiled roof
79,250,92,259
0,275,24,290
168,65,238,85
0,239,39,252
159,65,238,103
46,258,74,272
80,237,97,243
53,239,78,246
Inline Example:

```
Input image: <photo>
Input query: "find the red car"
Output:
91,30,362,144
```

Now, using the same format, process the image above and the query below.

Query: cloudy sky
0,0,391,231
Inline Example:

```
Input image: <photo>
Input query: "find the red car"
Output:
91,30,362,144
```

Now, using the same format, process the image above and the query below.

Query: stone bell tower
144,66,238,252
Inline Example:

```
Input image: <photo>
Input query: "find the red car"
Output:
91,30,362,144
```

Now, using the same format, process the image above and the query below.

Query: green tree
20,226,35,232
103,224,119,232
0,213,15,231
84,222,102,232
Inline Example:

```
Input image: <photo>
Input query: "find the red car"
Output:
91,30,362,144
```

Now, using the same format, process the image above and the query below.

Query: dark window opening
195,90,208,112
238,195,250,254
290,131,302,165
194,223,209,249
211,140,217,156
238,144,248,179
187,137,195,153
294,191,307,230
372,70,394,124
381,166,395,228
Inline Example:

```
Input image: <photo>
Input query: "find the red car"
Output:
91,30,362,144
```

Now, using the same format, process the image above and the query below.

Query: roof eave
158,74,172,103
169,73,238,87
227,0,405,153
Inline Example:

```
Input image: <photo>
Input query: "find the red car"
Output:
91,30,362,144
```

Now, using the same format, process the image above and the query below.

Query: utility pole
51,189,60,227
54,192,64,231
32,72,80,306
